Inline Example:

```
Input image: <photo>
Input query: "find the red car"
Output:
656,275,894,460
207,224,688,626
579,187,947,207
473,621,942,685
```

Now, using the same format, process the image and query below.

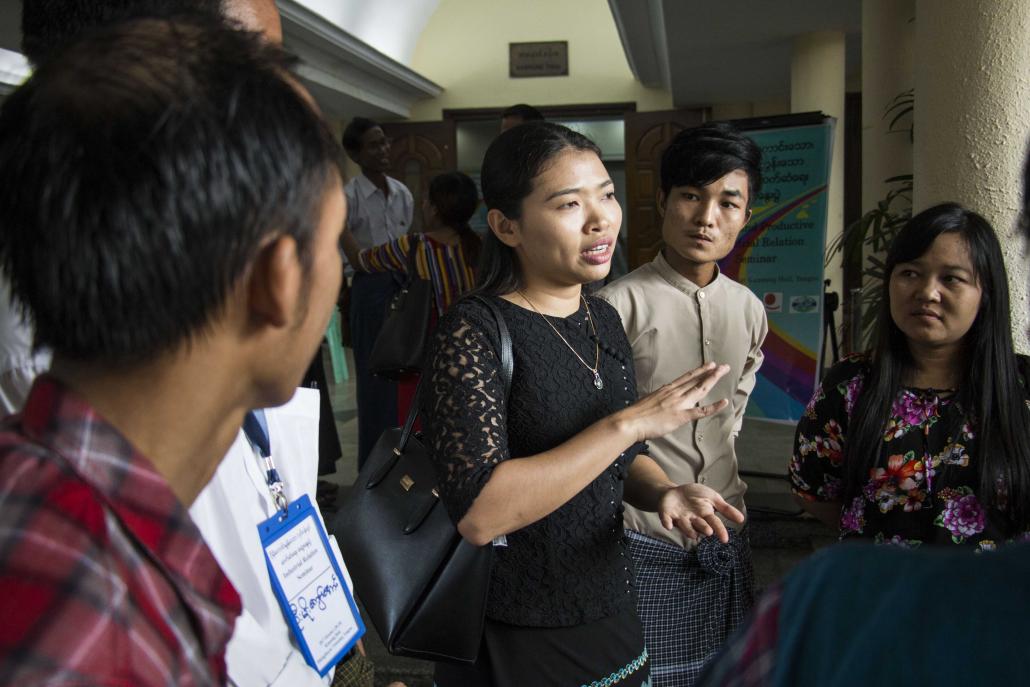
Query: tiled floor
318,345,832,686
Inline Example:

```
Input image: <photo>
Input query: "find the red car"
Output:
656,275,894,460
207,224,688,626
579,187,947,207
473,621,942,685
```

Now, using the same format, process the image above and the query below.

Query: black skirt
434,606,650,687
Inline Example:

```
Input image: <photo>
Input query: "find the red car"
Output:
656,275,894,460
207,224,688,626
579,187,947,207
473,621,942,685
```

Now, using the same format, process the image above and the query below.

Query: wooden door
380,120,457,233
624,109,705,269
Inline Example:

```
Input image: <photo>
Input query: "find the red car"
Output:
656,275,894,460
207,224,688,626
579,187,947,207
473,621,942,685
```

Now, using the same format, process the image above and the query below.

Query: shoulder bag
333,295,512,664
368,235,434,380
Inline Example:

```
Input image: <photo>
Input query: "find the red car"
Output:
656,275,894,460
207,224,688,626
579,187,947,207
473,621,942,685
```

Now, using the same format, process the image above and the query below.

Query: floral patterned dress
790,354,1030,549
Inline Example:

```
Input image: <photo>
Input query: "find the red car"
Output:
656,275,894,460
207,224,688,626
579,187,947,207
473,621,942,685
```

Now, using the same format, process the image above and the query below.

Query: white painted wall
407,0,672,121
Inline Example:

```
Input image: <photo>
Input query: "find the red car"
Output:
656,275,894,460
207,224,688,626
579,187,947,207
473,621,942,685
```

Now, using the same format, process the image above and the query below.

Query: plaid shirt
0,377,241,685
697,583,781,687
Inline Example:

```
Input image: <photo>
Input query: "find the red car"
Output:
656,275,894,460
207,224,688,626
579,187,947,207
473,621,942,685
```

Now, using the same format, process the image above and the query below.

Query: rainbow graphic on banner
718,122,834,423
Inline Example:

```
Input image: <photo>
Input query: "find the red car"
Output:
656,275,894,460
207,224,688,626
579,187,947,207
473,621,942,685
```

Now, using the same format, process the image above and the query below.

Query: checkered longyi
626,527,755,687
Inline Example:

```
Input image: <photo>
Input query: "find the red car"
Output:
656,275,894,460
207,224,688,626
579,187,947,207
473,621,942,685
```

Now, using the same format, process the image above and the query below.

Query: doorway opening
445,103,636,283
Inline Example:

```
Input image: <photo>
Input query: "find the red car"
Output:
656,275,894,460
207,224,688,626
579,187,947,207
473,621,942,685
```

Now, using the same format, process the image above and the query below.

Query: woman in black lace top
421,123,745,687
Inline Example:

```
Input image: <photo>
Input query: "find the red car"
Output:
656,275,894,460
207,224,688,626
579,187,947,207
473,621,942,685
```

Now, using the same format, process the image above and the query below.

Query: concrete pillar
862,0,914,213
791,31,846,296
914,0,1030,347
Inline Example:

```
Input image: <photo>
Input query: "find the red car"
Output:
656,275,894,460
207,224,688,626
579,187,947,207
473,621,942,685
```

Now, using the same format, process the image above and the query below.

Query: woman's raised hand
614,362,730,444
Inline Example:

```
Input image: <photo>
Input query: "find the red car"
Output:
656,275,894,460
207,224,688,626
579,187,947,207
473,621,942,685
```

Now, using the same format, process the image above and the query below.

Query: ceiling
0,0,440,119
297,0,438,66
1,0,863,113
609,0,862,107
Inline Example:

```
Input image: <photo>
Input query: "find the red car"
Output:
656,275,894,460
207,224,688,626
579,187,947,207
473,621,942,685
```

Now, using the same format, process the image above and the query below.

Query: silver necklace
519,291,604,390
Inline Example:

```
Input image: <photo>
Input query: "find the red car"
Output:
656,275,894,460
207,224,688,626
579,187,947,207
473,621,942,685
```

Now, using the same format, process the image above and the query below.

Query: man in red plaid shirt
0,13,345,685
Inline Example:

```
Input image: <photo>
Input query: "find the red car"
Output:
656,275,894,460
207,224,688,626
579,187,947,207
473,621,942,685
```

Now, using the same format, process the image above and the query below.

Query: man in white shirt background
341,118,414,468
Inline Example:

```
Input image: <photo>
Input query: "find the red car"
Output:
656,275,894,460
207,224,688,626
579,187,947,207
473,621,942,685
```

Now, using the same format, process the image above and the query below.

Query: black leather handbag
368,236,434,380
334,295,513,664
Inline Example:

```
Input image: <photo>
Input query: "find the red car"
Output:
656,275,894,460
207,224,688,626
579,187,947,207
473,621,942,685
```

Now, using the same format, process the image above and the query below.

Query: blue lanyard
243,409,288,513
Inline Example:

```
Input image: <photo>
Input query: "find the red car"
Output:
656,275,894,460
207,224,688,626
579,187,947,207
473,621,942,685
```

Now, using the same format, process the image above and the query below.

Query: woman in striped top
341,170,481,420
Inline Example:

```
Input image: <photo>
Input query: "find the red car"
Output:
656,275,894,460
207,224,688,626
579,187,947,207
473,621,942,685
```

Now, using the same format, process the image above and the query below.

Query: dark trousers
301,353,341,475
349,272,398,469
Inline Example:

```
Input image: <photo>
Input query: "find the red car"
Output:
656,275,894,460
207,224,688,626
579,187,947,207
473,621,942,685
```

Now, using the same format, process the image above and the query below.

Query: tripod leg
828,310,840,363
820,319,828,374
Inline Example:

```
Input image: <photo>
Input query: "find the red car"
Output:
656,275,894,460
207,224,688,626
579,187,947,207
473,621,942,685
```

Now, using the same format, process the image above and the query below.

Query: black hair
659,123,762,208
342,116,381,156
476,122,601,295
501,103,544,122
844,203,1030,534
0,17,342,365
428,171,481,264
21,0,223,66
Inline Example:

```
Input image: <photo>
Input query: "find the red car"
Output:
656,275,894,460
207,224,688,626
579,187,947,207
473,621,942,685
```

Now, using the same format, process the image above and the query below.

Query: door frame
442,101,637,123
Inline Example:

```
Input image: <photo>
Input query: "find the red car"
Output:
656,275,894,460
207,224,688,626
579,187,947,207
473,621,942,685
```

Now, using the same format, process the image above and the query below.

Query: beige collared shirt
599,251,768,548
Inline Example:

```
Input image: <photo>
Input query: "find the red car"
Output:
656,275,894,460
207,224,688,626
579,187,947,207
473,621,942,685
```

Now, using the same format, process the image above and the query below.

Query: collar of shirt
19,375,242,659
353,172,400,200
651,250,724,298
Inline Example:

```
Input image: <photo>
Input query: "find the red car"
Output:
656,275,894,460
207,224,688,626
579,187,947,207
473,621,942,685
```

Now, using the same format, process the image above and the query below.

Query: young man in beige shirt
600,123,767,687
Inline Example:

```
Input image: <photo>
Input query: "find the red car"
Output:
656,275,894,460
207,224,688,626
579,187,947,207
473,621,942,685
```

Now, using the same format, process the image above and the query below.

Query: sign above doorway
509,41,568,78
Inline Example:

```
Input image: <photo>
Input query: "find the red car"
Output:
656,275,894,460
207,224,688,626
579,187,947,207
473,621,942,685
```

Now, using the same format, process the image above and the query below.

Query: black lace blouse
419,294,648,627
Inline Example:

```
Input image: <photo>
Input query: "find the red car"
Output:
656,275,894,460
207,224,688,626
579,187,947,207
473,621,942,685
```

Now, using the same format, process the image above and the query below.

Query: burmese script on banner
718,119,834,423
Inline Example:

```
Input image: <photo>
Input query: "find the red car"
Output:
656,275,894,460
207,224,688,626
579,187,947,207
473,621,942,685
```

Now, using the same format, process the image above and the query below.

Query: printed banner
718,120,834,423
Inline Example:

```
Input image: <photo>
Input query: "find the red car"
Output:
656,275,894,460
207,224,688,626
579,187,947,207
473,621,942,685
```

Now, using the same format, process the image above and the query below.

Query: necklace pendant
593,371,604,390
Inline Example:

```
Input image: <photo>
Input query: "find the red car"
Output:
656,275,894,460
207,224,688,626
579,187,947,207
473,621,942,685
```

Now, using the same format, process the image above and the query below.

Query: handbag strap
396,294,513,451
389,234,423,290
404,234,422,286
469,295,513,389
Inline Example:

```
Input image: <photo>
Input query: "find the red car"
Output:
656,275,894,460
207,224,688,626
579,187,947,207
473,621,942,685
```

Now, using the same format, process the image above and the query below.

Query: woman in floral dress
790,203,1030,548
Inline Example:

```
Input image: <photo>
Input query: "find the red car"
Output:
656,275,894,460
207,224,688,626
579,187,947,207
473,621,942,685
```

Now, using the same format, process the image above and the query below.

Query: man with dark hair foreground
0,0,284,422
0,16,344,684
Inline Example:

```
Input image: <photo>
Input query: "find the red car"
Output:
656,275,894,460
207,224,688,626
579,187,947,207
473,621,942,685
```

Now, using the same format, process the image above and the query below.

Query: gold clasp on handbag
400,474,415,491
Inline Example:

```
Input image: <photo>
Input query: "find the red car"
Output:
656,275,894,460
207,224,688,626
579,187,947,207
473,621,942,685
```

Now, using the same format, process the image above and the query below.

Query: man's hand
657,483,745,543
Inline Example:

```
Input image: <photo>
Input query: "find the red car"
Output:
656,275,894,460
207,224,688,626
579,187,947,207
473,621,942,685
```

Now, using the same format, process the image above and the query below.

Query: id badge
258,494,365,676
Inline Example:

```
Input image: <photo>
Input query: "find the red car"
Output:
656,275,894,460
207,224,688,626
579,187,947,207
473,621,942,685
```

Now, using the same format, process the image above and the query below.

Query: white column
791,31,846,297
914,0,1030,348
861,0,914,213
